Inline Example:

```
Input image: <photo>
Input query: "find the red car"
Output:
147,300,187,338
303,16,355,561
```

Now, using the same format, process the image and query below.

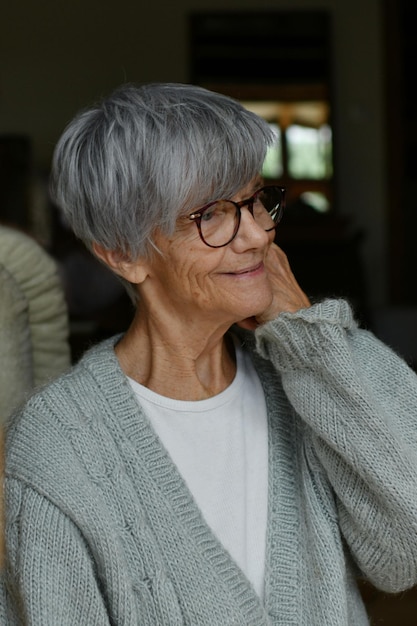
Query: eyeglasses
188,185,286,248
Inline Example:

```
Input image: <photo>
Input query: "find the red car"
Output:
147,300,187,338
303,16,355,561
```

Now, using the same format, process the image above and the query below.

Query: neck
115,309,236,400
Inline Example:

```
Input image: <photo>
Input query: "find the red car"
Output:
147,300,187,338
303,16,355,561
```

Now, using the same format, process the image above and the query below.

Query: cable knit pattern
2,298,417,625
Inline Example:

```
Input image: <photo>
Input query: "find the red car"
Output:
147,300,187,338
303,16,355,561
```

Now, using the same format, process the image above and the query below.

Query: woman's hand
237,244,310,330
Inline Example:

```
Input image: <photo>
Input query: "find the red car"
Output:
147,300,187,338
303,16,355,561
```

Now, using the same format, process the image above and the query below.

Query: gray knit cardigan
2,299,417,625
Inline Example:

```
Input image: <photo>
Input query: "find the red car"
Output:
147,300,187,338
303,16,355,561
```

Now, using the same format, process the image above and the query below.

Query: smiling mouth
228,261,264,275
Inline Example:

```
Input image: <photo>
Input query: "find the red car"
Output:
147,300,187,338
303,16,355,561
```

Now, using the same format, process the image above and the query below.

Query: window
189,10,334,214
242,100,333,212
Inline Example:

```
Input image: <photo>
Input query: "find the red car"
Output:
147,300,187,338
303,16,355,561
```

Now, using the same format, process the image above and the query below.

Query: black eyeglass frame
188,185,286,248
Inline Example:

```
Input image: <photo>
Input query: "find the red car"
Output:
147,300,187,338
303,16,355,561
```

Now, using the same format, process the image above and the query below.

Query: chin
252,290,274,316
234,301,272,324
219,285,273,323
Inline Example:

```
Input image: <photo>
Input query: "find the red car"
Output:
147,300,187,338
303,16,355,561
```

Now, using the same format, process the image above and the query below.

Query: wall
1,0,386,306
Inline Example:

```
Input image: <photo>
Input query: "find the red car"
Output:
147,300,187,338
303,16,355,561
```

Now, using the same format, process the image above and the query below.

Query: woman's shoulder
16,334,122,414
5,335,128,483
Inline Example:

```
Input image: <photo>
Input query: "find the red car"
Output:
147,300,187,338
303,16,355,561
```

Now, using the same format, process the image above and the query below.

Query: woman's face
138,177,276,329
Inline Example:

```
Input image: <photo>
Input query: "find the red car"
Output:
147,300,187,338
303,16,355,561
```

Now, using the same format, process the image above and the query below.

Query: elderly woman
3,83,417,625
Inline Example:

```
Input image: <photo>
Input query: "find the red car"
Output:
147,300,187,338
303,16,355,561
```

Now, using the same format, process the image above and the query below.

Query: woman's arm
255,297,417,592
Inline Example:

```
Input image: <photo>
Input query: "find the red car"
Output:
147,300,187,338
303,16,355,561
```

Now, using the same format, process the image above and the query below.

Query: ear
92,242,149,285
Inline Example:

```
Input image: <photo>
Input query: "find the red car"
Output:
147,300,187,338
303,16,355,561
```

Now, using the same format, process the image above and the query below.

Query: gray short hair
50,83,274,254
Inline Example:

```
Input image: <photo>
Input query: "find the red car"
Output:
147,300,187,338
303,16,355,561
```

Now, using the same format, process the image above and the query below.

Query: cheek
185,266,218,298
178,259,229,307
153,230,228,297
162,252,215,296
171,240,225,281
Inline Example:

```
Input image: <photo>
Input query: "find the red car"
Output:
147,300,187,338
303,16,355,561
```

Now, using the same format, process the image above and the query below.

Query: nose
231,206,272,251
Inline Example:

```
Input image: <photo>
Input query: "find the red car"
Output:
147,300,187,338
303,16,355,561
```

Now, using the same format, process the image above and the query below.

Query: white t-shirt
128,337,268,598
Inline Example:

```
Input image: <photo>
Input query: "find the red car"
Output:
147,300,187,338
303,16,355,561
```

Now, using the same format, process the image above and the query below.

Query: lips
228,261,264,275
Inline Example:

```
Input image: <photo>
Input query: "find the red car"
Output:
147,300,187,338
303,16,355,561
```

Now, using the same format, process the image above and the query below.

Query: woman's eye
201,202,227,221
201,208,216,222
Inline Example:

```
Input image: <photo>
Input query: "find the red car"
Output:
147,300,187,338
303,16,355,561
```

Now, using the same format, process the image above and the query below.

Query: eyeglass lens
199,186,284,247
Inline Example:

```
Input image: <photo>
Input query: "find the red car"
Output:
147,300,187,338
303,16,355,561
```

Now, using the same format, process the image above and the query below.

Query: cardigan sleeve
255,298,417,593
3,478,112,625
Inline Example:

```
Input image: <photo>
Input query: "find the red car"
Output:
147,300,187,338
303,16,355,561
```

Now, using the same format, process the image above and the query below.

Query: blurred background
1,0,417,621
1,0,415,355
